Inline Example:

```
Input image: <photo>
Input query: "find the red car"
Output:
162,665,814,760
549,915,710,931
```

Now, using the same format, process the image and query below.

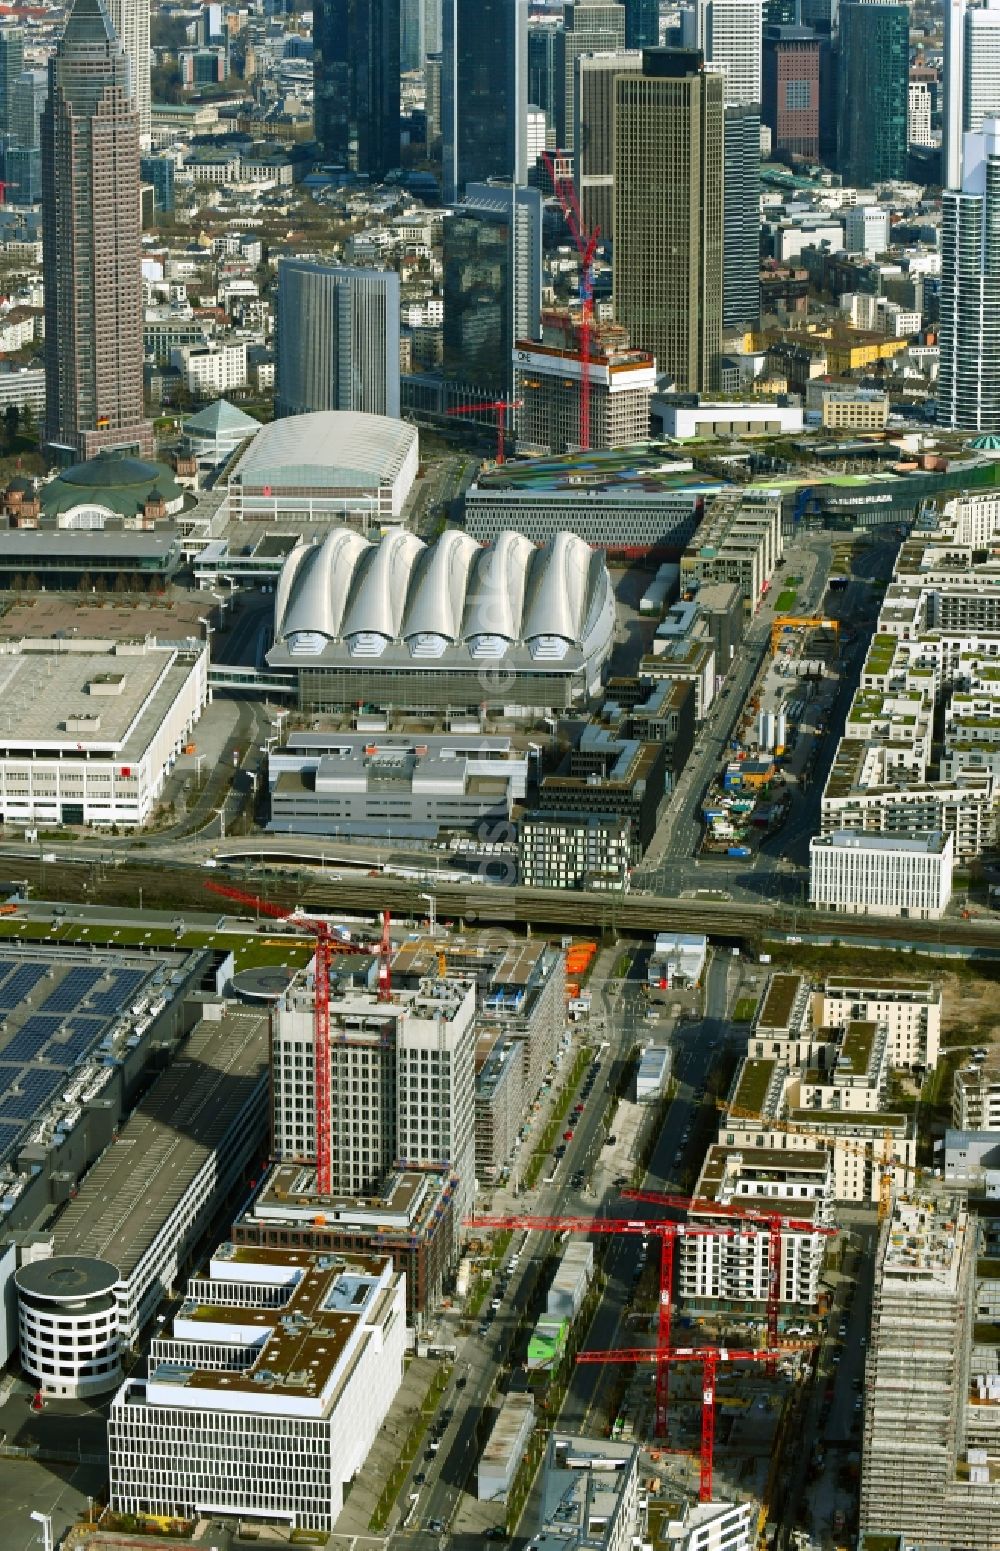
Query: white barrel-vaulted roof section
402,529,481,648
275,528,371,649
522,531,595,651
463,530,536,653
341,527,425,646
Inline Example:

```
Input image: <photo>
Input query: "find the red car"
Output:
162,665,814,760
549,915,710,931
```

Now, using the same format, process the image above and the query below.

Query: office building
614,49,724,393
42,0,152,464
276,260,400,420
442,0,527,200
11,67,46,150
514,335,655,453
575,49,643,238
139,153,174,211
679,487,783,603
939,117,1000,430
538,1435,642,1551
809,830,955,919
662,1503,756,1551
529,16,563,135
860,1195,1000,1546
556,0,625,148
908,78,934,147
693,0,763,106
965,0,1000,146
107,0,150,144
519,810,633,889
109,1247,406,1533
443,182,542,396
401,0,425,71
625,0,660,48
762,24,819,158
837,0,909,186
845,204,891,256
0,26,23,137
723,104,761,327
314,0,400,179
271,977,477,1228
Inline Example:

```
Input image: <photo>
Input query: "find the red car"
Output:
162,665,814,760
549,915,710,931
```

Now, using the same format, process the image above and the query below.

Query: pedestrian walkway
332,1356,440,1537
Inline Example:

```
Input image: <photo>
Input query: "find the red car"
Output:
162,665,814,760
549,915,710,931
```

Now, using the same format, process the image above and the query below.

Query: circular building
15,1256,121,1398
231,964,297,1002
228,411,419,527
40,449,185,528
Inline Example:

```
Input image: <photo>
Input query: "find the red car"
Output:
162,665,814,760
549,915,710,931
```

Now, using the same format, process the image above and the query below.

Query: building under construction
514,331,656,457
860,1193,1000,1546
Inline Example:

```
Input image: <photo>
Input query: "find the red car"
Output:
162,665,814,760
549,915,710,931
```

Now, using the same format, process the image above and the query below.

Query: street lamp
30,1512,53,1551
420,892,437,935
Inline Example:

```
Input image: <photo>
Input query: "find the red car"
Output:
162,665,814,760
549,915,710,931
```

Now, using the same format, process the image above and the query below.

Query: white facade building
272,978,477,1231
15,1256,122,1399
171,340,248,397
814,976,942,1071
663,1500,756,1551
0,638,207,829
810,830,954,919
965,0,1000,137
845,205,892,257
953,1051,1000,1129
539,1435,641,1551
908,80,934,146
694,0,764,106
109,1247,407,1532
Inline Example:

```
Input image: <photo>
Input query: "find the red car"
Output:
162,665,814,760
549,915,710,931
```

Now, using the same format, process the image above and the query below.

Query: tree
3,405,19,447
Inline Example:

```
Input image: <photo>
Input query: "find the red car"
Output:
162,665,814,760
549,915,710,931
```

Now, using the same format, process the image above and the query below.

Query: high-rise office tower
693,0,763,106
442,0,527,200
424,0,442,52
275,259,401,419
528,15,563,138
400,0,425,71
425,52,442,139
908,79,934,147
271,979,477,1230
0,28,22,138
614,48,724,391
723,104,761,326
442,181,542,394
575,49,643,237
837,0,909,186
624,0,660,48
942,0,1000,186
555,0,625,147
105,0,150,144
938,117,1000,430
762,23,819,158
11,68,47,150
314,0,401,179
41,0,152,461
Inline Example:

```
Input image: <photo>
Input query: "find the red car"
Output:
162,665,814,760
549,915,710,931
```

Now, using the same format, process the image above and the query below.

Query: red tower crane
577,1343,800,1502
445,399,523,465
621,1188,837,1370
541,151,600,452
469,1211,750,1437
205,880,392,1194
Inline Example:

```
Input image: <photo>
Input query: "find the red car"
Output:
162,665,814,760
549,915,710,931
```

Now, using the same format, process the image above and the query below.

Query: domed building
38,449,185,529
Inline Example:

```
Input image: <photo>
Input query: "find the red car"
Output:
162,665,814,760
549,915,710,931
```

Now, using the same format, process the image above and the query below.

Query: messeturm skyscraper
41,0,152,462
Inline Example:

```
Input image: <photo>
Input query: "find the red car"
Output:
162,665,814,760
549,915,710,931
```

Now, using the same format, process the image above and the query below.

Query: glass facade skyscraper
837,0,909,186
314,0,401,179
624,0,660,48
723,103,761,328
442,183,542,395
276,259,401,420
939,119,1000,430
442,0,527,201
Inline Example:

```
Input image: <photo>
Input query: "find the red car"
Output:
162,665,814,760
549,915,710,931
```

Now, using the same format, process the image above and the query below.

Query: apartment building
953,1051,1000,1130
815,976,942,1070
109,1246,406,1532
679,488,784,606
519,810,633,891
538,1434,642,1551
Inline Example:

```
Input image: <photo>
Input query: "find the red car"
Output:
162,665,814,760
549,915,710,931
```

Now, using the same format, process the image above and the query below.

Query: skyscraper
442,0,528,201
443,182,542,394
693,0,763,106
723,103,761,327
400,0,425,72
837,0,909,187
0,27,23,138
624,0,660,48
529,15,563,135
314,0,401,179
106,0,150,145
762,23,819,158
614,48,724,391
41,0,152,461
275,259,401,419
938,118,1000,430
555,0,625,148
575,49,643,238
943,1,1000,189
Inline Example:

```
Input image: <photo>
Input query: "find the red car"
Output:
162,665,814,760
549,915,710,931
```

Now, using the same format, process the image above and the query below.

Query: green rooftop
731,1057,778,1118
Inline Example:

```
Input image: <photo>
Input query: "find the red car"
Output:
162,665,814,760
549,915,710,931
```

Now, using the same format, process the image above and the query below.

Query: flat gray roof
51,1011,270,1279
0,642,195,754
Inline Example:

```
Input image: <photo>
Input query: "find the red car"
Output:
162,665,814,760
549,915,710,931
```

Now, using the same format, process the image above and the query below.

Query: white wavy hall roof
276,529,372,641
402,529,481,642
463,530,536,643
342,528,426,641
523,531,594,647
